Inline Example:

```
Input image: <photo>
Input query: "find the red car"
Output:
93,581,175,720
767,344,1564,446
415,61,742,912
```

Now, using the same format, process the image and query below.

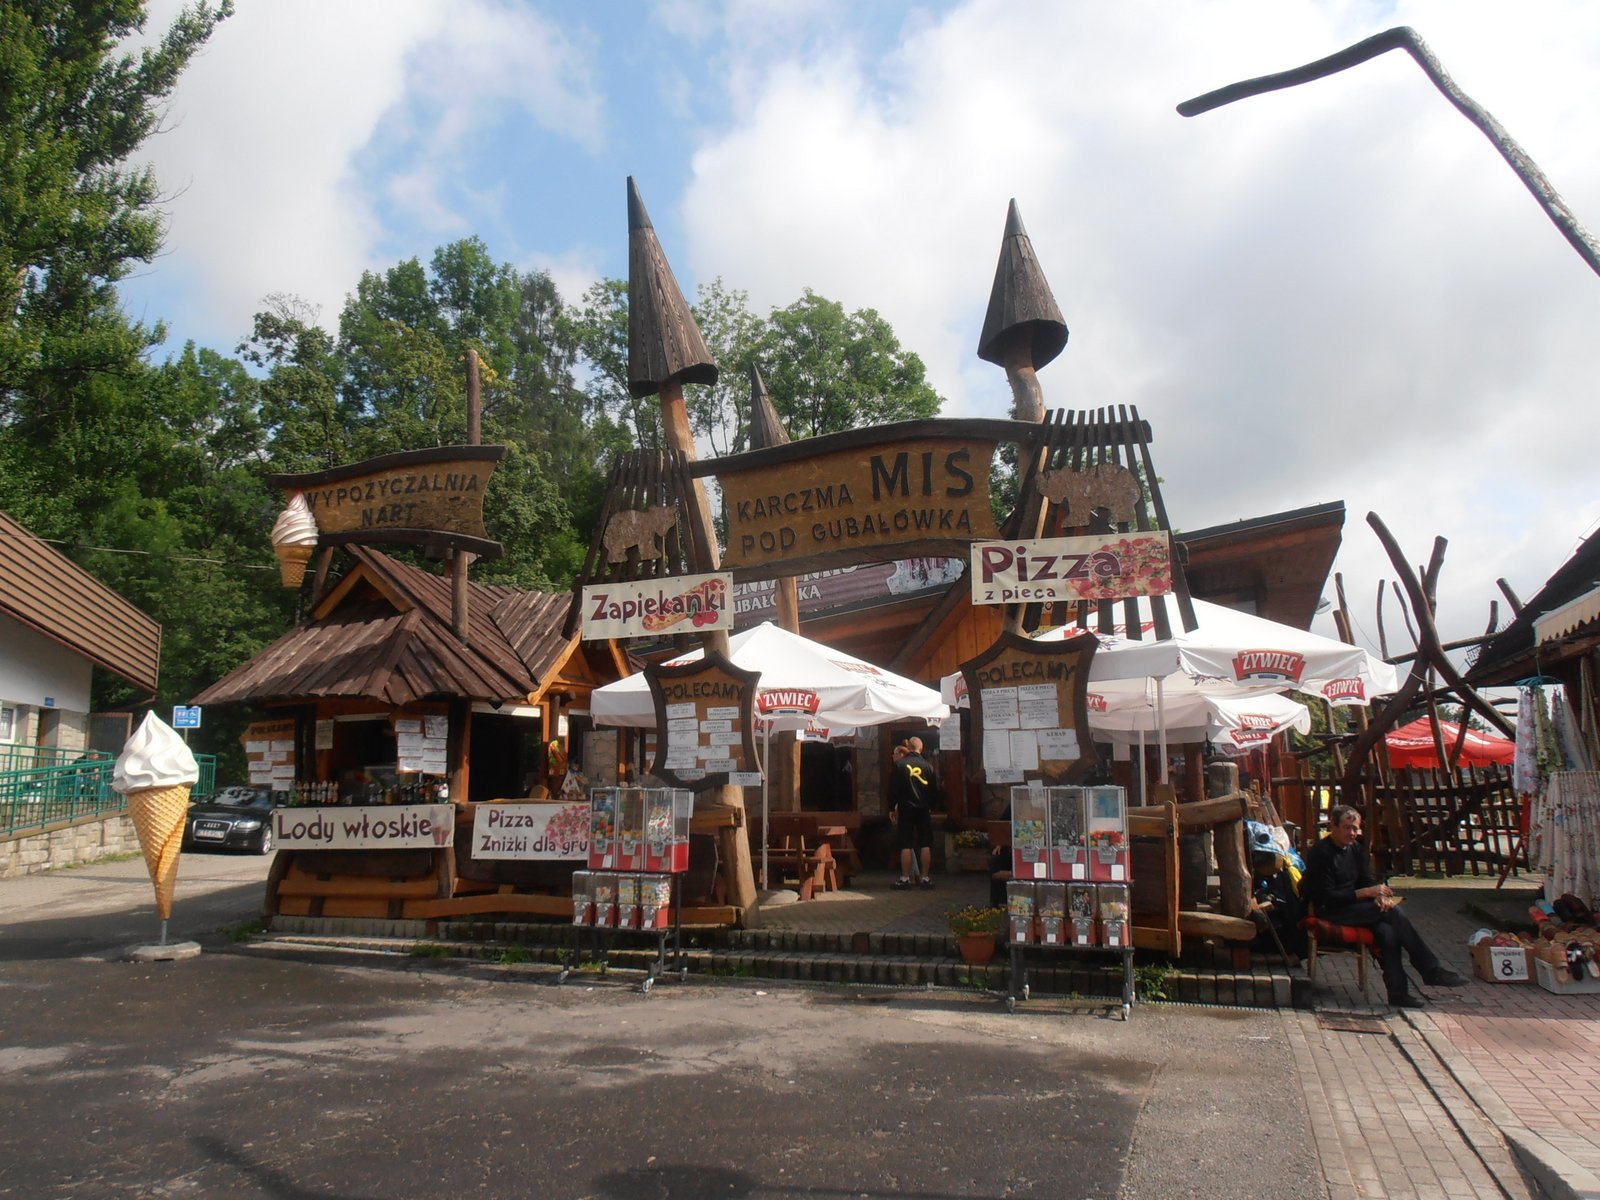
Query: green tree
755,290,942,439
0,0,232,426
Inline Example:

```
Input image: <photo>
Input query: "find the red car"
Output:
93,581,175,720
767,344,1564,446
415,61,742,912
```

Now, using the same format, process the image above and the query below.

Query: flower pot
957,847,991,873
958,931,997,966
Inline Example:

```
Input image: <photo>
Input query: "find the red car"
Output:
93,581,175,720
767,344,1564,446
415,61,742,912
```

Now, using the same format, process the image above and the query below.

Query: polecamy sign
272,804,455,850
581,572,733,639
970,532,1172,605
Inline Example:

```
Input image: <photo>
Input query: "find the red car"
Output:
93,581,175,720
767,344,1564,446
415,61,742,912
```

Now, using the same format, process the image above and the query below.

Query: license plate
194,823,228,841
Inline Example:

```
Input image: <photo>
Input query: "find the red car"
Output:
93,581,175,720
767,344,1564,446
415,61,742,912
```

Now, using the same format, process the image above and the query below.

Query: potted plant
948,904,1005,966
953,827,991,872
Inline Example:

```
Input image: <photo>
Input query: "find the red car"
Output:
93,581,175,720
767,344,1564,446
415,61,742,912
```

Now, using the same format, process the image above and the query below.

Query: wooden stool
1300,915,1379,998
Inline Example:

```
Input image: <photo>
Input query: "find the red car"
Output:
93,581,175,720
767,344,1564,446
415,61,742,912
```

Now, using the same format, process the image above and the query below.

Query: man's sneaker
1389,994,1427,1009
1422,967,1467,988
919,877,935,889
893,878,913,890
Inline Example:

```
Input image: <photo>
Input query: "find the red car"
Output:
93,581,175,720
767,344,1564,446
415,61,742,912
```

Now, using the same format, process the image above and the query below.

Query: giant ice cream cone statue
113,713,200,926
271,492,318,587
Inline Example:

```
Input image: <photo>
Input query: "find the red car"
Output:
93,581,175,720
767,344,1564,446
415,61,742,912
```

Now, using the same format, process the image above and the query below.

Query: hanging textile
1543,771,1600,906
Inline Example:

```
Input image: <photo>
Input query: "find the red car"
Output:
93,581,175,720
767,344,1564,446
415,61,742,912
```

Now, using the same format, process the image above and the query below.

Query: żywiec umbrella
1385,717,1515,769
591,622,948,891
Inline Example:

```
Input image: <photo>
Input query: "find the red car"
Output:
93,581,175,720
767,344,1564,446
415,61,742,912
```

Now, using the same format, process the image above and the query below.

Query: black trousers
1320,900,1442,1001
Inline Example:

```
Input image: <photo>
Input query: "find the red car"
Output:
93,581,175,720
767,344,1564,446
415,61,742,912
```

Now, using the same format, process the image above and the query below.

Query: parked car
182,785,276,854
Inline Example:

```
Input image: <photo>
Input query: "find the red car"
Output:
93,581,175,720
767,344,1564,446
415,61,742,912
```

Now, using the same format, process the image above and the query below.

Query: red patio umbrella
1384,717,1514,769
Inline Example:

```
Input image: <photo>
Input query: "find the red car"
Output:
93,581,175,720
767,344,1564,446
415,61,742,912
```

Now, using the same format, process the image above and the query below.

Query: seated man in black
1301,804,1466,1009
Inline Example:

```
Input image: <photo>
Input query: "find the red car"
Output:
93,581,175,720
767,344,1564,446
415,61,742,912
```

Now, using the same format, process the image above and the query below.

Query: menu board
241,719,297,792
959,629,1096,785
394,711,448,775
644,650,762,792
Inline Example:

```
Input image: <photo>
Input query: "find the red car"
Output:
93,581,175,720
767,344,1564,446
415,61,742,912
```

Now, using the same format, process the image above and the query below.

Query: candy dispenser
588,788,618,870
590,873,617,928
1085,785,1129,882
616,874,640,929
1069,883,1097,947
643,787,693,873
1037,881,1067,946
571,869,594,926
1006,880,1037,945
1047,787,1087,881
1010,786,1050,880
639,874,674,929
616,788,646,871
1098,883,1130,948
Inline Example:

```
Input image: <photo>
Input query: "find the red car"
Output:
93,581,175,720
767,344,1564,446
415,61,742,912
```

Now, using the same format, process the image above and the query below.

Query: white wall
0,613,93,716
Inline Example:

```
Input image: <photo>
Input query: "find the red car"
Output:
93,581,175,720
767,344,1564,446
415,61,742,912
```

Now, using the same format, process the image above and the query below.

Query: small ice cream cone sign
270,492,318,587
112,713,200,937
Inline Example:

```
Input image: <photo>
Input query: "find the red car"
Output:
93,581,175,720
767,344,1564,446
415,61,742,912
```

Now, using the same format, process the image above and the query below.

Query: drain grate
1316,1011,1390,1035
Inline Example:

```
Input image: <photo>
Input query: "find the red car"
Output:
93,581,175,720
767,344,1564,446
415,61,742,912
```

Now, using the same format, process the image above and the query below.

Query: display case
1010,786,1050,880
1006,880,1037,945
588,788,618,870
1037,881,1067,947
616,874,640,929
642,788,693,873
1086,785,1129,882
571,870,594,926
1069,883,1097,947
616,790,647,871
1098,883,1130,948
1048,787,1087,880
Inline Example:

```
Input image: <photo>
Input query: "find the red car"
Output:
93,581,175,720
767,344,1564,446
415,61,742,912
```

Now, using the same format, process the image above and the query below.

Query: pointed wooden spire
746,363,790,449
627,177,718,399
977,200,1068,422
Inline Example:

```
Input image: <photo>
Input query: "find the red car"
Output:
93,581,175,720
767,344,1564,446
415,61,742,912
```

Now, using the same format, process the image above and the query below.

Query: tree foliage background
0,1,947,778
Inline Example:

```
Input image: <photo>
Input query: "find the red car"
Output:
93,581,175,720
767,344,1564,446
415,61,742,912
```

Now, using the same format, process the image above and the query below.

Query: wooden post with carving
747,363,804,815
978,200,1069,635
627,177,760,921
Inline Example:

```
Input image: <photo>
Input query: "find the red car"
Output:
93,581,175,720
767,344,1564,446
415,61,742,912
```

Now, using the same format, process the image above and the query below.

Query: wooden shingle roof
193,546,580,707
0,511,160,695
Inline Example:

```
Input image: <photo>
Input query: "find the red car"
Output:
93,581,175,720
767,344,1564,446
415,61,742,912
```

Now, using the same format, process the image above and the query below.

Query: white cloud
677,0,1600,652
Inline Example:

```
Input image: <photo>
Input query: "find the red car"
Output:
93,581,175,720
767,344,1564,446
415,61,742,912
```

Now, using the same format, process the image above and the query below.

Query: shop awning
1534,584,1600,646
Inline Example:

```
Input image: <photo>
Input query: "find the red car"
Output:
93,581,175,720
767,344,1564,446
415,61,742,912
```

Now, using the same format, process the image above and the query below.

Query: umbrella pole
1137,729,1147,805
762,721,770,890
1156,676,1170,784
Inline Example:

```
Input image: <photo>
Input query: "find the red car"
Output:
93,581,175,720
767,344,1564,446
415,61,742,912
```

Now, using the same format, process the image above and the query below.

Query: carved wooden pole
978,199,1069,634
452,348,481,643
628,177,759,921
748,364,803,813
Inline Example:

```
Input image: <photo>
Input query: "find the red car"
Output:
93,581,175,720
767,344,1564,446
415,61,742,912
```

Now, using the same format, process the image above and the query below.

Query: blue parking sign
172,705,202,729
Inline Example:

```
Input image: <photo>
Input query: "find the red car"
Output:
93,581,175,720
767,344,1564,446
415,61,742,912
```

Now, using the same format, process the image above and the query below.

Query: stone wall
0,813,138,879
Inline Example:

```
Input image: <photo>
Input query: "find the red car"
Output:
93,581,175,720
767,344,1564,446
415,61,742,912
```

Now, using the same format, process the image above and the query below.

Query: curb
1403,1011,1600,1200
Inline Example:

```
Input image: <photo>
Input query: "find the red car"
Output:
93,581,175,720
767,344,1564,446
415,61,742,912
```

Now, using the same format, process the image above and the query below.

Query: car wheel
257,827,274,856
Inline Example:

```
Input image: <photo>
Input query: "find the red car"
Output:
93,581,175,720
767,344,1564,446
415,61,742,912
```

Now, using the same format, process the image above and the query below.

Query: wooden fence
1272,761,1524,879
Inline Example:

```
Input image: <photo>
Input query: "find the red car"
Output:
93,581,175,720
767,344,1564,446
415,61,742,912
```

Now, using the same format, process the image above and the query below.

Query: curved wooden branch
1177,26,1600,279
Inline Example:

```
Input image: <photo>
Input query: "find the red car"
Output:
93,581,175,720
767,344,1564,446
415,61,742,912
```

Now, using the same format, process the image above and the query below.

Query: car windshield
212,788,269,808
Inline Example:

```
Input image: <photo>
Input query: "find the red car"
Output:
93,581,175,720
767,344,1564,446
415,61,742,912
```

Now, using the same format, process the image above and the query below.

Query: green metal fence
0,746,217,839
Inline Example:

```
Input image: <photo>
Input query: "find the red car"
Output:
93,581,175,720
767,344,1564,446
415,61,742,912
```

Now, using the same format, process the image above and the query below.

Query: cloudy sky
121,0,1600,661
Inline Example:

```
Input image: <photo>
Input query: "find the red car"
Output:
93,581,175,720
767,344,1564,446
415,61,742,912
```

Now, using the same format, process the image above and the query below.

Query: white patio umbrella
1087,687,1312,752
591,622,948,889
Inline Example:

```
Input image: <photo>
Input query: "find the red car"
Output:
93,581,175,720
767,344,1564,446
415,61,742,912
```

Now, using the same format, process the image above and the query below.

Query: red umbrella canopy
1384,717,1514,769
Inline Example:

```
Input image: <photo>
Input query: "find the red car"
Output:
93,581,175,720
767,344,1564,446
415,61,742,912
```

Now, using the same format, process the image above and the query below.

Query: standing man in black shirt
889,736,936,889
1301,804,1467,1008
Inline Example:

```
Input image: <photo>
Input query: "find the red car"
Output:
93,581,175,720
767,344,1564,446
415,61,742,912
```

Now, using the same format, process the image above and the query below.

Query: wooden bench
765,812,862,886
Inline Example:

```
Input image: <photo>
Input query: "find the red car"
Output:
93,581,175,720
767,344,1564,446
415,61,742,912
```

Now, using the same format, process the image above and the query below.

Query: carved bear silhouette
1038,464,1141,526
603,505,678,564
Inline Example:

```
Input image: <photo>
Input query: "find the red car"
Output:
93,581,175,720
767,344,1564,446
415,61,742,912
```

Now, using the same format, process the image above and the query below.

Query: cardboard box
1534,956,1600,995
1470,941,1534,983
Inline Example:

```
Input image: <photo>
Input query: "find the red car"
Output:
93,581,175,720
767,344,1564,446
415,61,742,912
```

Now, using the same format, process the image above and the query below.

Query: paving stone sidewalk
1302,875,1600,1200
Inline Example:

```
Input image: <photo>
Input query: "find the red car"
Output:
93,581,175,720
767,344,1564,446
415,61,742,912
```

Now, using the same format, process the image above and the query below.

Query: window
0,707,15,742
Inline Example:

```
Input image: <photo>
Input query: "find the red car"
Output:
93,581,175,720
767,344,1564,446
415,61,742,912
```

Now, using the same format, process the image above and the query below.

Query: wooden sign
241,719,296,791
266,445,505,558
645,651,762,792
970,532,1173,605
959,630,1097,785
697,419,1016,579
